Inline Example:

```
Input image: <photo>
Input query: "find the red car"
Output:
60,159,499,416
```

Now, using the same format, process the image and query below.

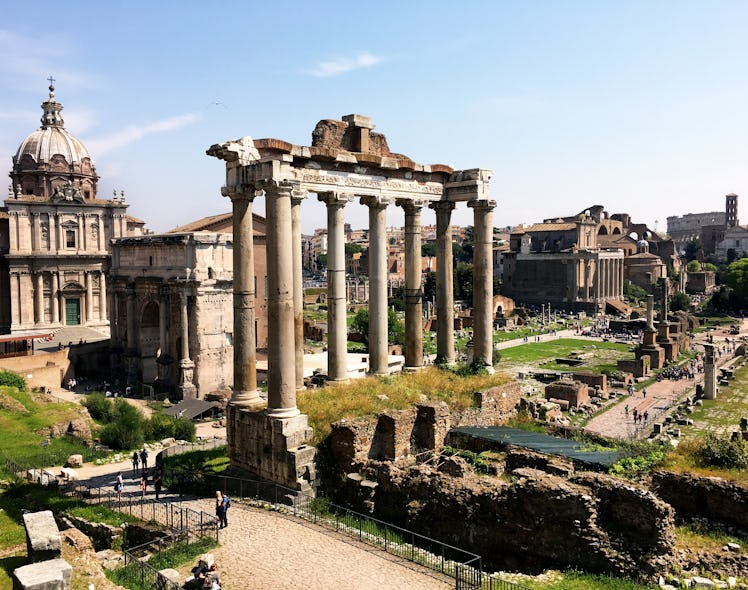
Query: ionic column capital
318,191,353,207
291,188,308,205
395,198,428,211
360,195,392,209
429,200,455,213
467,199,497,211
221,184,258,202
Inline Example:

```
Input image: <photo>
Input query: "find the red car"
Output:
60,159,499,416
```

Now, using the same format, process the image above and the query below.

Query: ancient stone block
544,380,589,408
370,409,416,461
23,511,61,563
12,558,71,590
412,401,450,452
156,568,181,590
64,455,82,468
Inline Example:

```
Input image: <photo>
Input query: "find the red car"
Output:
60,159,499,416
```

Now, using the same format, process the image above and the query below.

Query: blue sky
2,1,747,235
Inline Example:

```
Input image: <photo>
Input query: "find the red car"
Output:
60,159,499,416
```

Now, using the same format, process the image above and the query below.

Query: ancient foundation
227,405,315,493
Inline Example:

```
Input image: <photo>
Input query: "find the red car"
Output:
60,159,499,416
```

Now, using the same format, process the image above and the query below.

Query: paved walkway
584,319,747,440
65,459,452,590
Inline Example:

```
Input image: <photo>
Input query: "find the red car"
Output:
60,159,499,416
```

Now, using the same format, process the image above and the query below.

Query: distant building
667,193,738,255
0,83,144,335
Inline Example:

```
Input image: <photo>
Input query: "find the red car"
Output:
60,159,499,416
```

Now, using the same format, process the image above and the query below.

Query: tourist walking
215,490,227,529
221,492,230,528
140,448,148,473
140,473,148,498
131,451,139,475
153,467,163,500
624,404,629,418
115,471,123,503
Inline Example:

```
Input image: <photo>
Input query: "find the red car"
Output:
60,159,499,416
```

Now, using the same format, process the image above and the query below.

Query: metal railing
121,529,210,590
214,474,529,590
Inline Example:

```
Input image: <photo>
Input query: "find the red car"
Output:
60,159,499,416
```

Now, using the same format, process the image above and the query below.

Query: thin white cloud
307,52,383,77
87,113,202,155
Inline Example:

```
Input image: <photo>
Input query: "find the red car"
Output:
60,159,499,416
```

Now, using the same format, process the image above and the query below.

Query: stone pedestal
23,510,61,563
228,405,316,493
179,359,197,400
637,328,665,370
704,343,717,400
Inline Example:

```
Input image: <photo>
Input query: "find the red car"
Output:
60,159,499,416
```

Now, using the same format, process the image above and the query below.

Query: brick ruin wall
328,382,522,469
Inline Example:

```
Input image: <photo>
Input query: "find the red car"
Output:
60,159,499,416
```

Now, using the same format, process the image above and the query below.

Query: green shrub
0,371,26,392
172,418,196,442
146,413,175,440
698,433,748,469
82,393,115,423
608,441,666,479
99,400,146,450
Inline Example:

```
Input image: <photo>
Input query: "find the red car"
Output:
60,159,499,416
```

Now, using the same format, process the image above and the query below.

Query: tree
670,291,692,312
351,308,369,343
388,310,404,345
623,281,647,303
423,271,437,303
686,260,701,273
345,243,364,255
316,253,327,269
454,263,473,301
684,238,704,262
727,248,738,264
421,242,437,258
725,258,748,309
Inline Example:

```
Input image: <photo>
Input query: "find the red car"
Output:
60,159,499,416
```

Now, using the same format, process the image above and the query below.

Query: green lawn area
519,571,658,589
677,359,748,442
0,387,105,467
497,338,631,373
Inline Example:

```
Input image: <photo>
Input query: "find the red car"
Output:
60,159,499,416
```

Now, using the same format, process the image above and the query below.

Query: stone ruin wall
328,382,522,468
335,459,675,576
651,470,748,529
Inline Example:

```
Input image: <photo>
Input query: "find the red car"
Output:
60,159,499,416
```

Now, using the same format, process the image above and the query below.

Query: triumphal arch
208,114,494,491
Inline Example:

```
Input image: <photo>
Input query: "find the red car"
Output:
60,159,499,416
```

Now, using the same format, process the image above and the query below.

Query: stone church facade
0,83,143,335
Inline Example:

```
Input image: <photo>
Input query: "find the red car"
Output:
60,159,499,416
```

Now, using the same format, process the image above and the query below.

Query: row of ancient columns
11,269,107,326
596,256,623,300
227,180,497,418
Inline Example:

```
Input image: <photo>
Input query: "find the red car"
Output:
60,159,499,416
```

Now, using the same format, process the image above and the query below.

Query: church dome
10,82,98,199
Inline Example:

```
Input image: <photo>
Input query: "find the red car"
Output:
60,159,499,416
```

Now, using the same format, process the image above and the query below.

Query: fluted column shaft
398,199,425,369
85,271,93,324
470,200,496,366
363,196,390,374
291,192,306,390
267,182,300,417
52,272,59,324
34,272,44,325
432,201,455,364
320,192,352,382
158,293,168,357
228,190,260,407
126,286,137,350
180,289,190,360
99,271,107,320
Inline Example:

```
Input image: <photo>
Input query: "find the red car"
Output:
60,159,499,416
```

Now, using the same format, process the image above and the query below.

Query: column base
230,393,266,411
402,365,426,373
266,406,301,419
227,405,315,493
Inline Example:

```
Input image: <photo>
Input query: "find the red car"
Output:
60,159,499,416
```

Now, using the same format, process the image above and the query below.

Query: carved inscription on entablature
295,171,442,198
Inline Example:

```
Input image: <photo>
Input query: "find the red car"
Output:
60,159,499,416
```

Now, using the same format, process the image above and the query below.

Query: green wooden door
65,298,80,325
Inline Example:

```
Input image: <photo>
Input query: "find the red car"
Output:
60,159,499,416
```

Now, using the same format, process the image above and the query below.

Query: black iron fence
214,474,529,590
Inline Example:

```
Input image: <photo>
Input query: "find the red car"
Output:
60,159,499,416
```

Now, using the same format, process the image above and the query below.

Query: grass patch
0,386,106,469
675,521,745,552
0,483,138,528
521,570,658,589
497,339,630,373
298,367,510,445
160,446,229,493
0,555,26,590
106,537,219,590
